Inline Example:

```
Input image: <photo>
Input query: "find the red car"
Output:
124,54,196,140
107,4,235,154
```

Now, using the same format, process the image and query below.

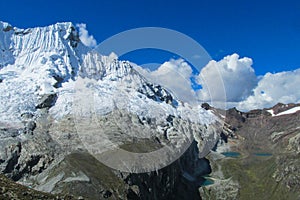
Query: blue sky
1,0,300,75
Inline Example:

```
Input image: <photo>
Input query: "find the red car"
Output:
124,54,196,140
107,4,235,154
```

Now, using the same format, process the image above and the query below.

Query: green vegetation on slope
221,154,299,200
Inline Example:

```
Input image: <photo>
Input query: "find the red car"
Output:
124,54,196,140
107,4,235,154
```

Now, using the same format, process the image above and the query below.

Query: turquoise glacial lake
201,177,214,186
221,152,241,158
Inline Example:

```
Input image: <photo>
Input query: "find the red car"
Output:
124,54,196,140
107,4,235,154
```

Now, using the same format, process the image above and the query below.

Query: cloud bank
133,53,300,111
76,23,97,48
238,69,300,110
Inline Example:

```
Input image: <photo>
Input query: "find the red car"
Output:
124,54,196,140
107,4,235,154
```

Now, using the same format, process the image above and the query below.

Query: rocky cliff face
0,22,220,199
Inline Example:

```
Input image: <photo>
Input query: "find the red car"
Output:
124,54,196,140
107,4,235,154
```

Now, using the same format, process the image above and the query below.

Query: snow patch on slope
267,106,300,117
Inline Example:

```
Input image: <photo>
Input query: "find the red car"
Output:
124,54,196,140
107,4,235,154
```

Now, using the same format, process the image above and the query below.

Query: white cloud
237,69,300,110
134,59,197,103
197,53,257,102
133,54,300,111
76,23,97,48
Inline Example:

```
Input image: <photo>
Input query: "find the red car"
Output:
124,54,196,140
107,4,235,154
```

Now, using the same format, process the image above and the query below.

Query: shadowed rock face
1,112,216,199
36,94,58,109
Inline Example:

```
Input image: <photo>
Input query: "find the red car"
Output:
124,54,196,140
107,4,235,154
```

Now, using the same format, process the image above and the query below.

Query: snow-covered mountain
0,21,222,198
0,21,215,125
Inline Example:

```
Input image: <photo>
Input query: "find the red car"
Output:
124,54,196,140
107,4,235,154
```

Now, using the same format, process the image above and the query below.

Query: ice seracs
0,22,88,123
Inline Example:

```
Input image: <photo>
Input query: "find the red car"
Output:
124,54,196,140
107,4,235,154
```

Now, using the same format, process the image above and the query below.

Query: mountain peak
0,21,77,35
0,21,13,32
0,22,88,122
